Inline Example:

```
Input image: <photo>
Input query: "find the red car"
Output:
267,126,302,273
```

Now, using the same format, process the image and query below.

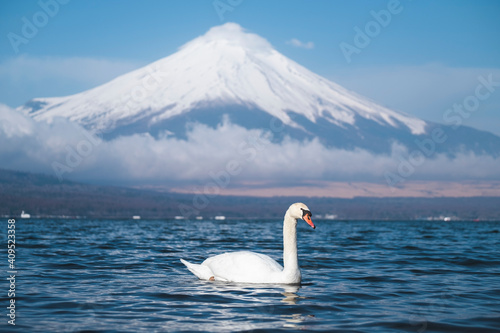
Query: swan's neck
283,212,299,271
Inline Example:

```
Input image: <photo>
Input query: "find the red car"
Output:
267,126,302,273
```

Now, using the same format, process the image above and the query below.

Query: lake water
3,218,500,332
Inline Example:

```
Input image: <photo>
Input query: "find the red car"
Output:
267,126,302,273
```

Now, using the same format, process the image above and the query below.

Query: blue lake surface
2,218,500,332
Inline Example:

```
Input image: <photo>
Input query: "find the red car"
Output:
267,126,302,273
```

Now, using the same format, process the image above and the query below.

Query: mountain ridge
16,23,500,155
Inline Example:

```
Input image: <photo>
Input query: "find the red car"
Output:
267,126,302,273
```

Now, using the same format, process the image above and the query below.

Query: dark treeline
1,169,499,220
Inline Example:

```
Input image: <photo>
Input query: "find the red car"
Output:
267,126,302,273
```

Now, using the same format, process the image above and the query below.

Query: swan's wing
203,251,283,283
180,259,214,280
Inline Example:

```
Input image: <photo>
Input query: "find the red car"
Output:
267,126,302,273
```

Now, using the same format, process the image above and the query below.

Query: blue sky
1,0,499,134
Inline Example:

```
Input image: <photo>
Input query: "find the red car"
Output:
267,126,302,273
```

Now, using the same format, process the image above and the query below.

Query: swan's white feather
202,251,283,283
179,259,214,280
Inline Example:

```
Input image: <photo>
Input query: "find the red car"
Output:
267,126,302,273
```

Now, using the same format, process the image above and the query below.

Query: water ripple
2,219,499,332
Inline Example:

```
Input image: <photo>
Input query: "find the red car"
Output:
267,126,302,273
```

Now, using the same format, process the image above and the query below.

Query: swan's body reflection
281,284,301,304
203,282,311,330
280,285,309,328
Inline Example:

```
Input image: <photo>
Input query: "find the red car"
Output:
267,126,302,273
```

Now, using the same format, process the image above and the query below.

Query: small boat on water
21,211,31,219
214,216,226,220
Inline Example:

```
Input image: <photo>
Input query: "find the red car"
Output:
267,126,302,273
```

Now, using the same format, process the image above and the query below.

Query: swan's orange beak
303,214,315,229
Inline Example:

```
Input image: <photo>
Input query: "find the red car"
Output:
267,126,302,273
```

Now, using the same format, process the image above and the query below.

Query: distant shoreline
2,169,499,221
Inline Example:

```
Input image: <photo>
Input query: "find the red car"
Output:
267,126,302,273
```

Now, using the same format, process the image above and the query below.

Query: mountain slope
18,23,500,155
19,24,425,131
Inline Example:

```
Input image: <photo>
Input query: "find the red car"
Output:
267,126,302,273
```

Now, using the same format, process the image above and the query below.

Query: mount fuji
18,23,500,155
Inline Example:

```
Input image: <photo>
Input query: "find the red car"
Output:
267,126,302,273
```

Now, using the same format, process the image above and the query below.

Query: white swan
180,203,315,284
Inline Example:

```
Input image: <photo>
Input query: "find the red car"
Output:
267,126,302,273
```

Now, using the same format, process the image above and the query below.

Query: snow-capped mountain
18,23,500,155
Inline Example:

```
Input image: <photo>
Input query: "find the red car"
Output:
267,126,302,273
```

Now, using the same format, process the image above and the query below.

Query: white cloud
1,104,499,187
286,38,314,49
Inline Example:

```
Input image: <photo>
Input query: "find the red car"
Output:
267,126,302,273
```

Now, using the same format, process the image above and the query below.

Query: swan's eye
301,208,312,218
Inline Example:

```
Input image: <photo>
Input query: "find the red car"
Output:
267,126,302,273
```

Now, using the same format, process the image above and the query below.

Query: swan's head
288,203,315,229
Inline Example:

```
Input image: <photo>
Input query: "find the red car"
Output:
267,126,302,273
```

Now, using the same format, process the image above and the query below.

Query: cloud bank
1,104,499,188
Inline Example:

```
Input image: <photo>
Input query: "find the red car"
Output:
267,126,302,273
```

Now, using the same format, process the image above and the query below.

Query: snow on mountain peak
19,23,427,136
182,22,272,53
